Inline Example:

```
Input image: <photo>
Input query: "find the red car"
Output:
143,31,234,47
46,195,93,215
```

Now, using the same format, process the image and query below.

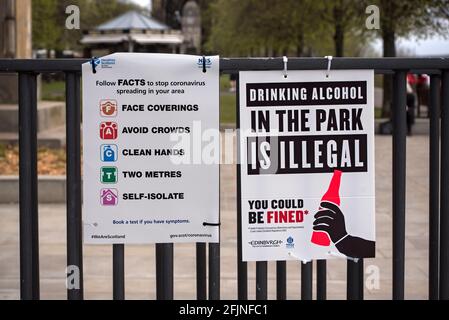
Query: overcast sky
130,0,151,8
390,36,449,56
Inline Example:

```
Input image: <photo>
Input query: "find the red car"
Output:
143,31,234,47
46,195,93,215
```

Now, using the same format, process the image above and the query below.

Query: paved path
0,135,432,299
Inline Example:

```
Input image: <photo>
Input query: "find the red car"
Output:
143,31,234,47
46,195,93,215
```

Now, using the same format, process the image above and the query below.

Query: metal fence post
440,70,449,299
429,74,441,300
316,260,326,300
276,261,287,300
156,243,174,300
301,261,313,300
256,261,268,300
392,70,407,300
113,244,125,300
236,74,248,300
196,243,207,300
209,243,220,300
347,259,364,300
65,72,83,300
18,72,40,300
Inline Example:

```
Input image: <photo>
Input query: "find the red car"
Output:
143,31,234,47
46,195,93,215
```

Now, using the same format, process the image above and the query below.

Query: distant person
416,74,429,117
229,73,237,93
407,74,417,136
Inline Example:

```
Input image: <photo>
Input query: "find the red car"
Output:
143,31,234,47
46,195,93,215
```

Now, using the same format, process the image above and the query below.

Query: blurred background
1,0,448,124
0,0,449,299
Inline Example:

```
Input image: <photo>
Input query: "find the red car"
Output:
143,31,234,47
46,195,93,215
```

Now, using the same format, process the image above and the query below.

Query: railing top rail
0,57,448,73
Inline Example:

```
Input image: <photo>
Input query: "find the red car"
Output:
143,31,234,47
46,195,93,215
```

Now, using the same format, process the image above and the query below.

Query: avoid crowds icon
100,122,118,140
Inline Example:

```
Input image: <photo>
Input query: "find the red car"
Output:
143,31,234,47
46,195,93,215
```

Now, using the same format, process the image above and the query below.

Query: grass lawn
220,93,236,124
41,80,65,101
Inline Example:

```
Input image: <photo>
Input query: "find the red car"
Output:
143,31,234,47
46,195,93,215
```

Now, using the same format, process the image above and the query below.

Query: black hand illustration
313,201,348,243
313,201,375,258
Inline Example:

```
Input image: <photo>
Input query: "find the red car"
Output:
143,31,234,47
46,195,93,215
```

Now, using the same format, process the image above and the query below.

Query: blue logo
197,57,212,69
100,58,116,69
101,144,118,162
286,236,294,249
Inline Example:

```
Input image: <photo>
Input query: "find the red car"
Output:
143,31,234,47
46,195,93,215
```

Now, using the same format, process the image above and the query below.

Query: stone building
152,0,203,54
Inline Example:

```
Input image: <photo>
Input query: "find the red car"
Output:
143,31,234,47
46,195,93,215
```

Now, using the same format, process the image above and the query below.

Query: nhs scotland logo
197,57,212,69
92,58,116,69
100,58,116,69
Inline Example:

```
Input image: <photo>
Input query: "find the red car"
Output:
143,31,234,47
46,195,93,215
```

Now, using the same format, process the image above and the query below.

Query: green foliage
32,0,62,50
206,0,448,57
206,0,372,57
206,0,305,56
373,0,449,39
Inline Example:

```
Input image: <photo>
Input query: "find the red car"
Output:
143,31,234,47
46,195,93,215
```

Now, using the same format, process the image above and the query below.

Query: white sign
82,53,220,244
239,70,375,261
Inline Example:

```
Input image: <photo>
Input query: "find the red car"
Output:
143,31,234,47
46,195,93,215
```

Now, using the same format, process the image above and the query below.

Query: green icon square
101,166,118,184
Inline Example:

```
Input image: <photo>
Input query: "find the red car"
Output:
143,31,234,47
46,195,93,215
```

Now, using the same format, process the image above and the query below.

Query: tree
317,0,367,57
32,0,62,50
32,0,141,52
370,0,449,117
206,0,373,57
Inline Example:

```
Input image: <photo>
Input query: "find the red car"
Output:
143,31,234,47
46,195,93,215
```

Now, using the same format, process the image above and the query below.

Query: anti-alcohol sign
82,53,219,244
239,70,375,261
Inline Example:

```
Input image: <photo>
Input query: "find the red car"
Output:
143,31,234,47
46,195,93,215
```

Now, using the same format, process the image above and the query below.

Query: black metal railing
0,57,448,300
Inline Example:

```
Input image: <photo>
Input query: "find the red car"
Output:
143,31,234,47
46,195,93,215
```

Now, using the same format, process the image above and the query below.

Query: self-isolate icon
100,99,117,117
100,188,118,206
101,166,118,184
100,122,118,140
100,144,118,162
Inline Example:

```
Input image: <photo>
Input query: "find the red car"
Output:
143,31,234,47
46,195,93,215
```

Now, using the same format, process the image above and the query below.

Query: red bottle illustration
311,170,342,246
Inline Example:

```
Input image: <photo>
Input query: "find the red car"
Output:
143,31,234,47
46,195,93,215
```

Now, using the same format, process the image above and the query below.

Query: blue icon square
101,144,118,162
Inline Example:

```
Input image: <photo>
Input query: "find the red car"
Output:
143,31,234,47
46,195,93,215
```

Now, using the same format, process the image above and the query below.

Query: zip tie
202,55,207,73
325,55,333,78
203,222,220,227
288,251,310,264
327,250,359,263
283,56,288,78
90,57,99,74
83,221,98,227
